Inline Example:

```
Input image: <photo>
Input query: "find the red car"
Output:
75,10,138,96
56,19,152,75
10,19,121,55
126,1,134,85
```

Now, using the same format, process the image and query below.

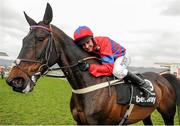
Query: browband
30,25,52,32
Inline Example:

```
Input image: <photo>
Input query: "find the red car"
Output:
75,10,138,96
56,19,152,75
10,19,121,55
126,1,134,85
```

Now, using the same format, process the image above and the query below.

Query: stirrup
144,79,154,91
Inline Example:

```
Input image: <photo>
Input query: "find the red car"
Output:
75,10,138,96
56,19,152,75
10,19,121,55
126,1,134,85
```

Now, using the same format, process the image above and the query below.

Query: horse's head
6,3,58,93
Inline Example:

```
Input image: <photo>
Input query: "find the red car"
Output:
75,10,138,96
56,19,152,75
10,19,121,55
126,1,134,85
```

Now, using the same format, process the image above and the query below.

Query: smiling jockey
73,26,152,98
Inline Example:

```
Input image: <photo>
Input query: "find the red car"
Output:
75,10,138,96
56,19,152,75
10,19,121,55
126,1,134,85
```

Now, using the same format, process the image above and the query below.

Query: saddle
115,74,156,107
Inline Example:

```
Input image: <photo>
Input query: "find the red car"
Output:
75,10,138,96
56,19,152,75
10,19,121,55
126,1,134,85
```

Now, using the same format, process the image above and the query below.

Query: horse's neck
53,26,108,89
57,39,97,89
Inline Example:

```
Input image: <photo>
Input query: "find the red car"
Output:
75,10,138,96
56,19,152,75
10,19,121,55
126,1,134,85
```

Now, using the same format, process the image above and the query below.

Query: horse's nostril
7,77,25,88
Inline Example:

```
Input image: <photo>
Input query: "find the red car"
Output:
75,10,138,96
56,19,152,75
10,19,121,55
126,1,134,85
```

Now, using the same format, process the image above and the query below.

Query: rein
12,24,100,80
43,56,100,78
47,56,99,70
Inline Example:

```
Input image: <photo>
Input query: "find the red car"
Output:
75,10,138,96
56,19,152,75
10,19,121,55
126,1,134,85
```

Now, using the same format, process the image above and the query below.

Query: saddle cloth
116,78,156,107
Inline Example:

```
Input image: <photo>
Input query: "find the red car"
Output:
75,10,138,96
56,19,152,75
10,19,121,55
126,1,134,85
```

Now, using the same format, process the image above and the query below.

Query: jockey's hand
78,61,90,71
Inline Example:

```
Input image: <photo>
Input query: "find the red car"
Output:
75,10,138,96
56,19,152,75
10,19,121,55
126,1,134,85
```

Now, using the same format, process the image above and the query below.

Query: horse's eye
35,36,45,42
36,37,45,42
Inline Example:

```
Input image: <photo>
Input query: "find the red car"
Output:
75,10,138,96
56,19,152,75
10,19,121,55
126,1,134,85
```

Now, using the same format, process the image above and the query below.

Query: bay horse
6,3,180,125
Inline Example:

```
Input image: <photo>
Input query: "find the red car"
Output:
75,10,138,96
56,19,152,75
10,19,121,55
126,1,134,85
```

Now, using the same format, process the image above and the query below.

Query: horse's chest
71,100,105,124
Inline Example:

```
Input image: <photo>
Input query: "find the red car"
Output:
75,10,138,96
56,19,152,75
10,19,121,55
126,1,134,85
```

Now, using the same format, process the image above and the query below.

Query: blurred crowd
0,65,11,79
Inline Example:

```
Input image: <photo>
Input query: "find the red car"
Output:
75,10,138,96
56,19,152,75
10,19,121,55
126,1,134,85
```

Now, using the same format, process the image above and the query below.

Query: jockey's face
82,39,94,52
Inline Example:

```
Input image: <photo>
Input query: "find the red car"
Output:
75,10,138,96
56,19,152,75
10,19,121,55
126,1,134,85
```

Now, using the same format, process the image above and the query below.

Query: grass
0,77,75,125
0,77,180,125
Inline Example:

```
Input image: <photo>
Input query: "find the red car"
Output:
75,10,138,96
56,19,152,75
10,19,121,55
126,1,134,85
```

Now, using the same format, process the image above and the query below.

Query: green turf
0,77,75,125
0,77,179,125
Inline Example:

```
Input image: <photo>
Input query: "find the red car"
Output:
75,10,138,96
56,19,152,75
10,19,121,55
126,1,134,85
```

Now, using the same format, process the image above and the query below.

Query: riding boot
125,71,152,99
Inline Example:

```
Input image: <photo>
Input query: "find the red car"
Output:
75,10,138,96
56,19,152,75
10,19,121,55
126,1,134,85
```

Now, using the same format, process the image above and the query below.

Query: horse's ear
24,11,37,26
43,3,53,25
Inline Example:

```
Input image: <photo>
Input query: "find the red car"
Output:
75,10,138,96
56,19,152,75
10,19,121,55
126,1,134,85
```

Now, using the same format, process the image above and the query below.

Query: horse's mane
52,25,93,61
50,25,113,88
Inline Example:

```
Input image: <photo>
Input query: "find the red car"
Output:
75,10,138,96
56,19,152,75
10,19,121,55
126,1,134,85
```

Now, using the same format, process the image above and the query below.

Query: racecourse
0,77,179,125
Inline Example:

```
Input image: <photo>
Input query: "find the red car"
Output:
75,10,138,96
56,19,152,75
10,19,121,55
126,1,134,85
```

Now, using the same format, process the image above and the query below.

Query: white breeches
113,54,130,79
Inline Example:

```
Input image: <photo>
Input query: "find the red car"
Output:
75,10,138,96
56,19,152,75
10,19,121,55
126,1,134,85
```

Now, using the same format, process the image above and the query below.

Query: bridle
12,24,54,82
12,24,100,82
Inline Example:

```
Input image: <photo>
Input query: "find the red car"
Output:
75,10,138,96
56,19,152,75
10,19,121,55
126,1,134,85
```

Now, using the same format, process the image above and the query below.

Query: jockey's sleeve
89,63,113,77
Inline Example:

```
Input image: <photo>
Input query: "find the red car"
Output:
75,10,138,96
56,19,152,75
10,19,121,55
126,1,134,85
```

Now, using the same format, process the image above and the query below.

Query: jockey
73,26,152,98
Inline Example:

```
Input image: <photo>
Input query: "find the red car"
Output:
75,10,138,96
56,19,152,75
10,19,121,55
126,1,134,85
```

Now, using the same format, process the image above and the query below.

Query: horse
6,3,180,125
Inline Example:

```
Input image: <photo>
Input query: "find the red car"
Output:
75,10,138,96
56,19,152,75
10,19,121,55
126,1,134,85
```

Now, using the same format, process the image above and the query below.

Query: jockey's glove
78,61,90,71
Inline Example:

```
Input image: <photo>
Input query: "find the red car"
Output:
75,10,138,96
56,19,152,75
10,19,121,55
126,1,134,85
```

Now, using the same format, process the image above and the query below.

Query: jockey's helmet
74,26,93,46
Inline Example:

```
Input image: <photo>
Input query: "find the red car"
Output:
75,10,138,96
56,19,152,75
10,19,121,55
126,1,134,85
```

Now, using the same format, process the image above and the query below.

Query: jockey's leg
113,55,152,99
125,71,152,99
113,55,129,79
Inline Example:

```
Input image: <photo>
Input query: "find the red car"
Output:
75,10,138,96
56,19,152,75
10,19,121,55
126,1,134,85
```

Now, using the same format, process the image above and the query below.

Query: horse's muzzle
6,76,33,93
